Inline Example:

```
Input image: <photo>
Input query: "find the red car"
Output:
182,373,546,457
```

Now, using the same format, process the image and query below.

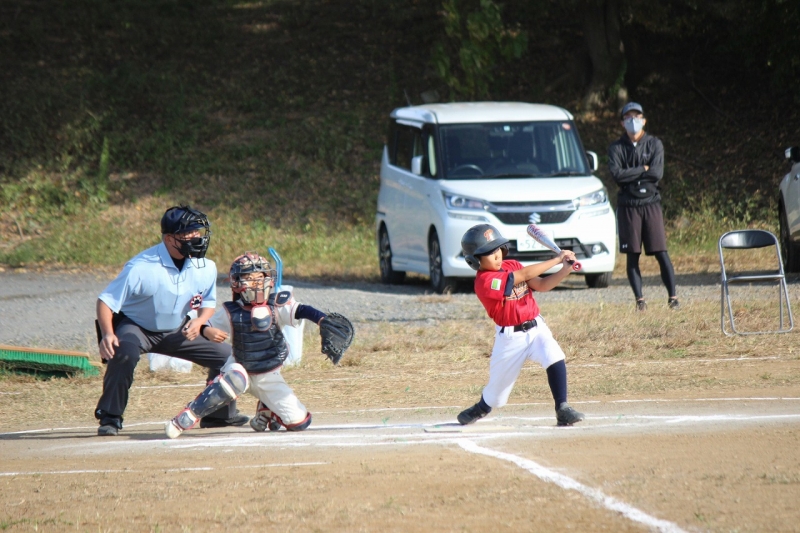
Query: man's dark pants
95,317,237,424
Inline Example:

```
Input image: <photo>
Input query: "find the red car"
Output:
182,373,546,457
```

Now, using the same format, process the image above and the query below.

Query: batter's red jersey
474,259,540,327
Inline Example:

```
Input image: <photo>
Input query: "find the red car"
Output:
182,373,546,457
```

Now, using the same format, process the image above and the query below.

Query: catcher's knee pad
189,363,249,419
284,412,312,432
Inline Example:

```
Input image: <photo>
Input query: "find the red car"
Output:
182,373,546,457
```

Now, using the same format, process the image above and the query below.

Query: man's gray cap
621,102,643,118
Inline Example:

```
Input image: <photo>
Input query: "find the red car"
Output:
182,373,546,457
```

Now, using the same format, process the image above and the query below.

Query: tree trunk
580,0,625,111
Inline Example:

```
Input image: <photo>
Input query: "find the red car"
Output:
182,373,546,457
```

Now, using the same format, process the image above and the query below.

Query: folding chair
718,229,793,335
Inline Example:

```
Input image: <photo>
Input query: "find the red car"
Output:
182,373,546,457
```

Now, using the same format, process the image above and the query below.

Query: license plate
516,230,553,252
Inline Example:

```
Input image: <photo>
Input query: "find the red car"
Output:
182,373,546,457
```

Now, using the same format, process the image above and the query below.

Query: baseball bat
526,224,582,271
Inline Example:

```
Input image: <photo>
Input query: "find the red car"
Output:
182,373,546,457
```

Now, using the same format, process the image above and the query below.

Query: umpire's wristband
199,324,209,339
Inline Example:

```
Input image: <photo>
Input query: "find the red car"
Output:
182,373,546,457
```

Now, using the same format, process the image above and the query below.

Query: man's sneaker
556,402,585,426
636,299,647,312
668,298,681,310
457,402,492,425
97,416,122,436
250,402,283,432
199,413,250,429
98,424,119,436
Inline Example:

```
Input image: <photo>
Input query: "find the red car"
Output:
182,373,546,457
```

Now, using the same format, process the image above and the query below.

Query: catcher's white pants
481,316,565,408
223,356,308,425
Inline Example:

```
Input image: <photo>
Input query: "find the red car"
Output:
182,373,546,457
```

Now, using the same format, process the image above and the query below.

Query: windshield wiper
481,173,542,179
547,171,586,176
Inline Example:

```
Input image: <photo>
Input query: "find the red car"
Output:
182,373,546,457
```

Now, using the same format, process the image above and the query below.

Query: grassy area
0,0,792,278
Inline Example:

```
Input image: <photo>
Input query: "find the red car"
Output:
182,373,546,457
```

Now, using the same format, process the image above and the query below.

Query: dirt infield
2,350,799,532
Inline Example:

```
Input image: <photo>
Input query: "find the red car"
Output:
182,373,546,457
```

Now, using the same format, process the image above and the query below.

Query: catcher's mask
229,252,277,305
161,205,212,261
461,224,509,270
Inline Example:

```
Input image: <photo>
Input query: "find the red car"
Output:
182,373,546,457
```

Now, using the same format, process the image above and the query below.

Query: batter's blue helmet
461,224,509,270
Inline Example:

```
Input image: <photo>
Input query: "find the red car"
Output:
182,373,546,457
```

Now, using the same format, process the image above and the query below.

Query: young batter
458,224,585,426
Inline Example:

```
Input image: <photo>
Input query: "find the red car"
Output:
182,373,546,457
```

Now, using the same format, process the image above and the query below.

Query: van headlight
573,188,608,208
443,192,489,211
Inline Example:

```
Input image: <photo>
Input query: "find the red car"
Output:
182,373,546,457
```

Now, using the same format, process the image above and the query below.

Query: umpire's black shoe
457,402,492,425
97,417,123,436
556,402,585,426
199,413,250,429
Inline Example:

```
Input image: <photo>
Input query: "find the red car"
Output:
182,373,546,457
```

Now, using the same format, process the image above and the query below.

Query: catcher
165,251,354,438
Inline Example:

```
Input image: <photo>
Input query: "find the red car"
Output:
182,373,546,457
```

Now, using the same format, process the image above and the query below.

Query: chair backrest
719,230,777,250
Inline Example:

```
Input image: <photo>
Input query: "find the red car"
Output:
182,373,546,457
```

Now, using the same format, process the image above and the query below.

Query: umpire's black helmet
461,224,509,270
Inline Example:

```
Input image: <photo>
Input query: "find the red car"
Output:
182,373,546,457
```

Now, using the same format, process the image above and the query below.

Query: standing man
608,102,679,311
94,205,248,436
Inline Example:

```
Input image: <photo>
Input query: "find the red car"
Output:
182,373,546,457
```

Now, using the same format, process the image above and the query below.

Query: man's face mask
624,116,644,135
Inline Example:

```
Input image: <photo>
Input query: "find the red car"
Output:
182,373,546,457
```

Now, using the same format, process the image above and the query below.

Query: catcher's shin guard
165,364,249,439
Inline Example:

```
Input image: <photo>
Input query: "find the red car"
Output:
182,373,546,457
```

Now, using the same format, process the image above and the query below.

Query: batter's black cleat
636,299,647,312
668,297,681,310
556,402,584,426
199,413,250,429
457,402,492,425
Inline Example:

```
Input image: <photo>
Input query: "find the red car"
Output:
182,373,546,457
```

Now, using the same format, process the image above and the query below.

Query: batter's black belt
500,319,537,333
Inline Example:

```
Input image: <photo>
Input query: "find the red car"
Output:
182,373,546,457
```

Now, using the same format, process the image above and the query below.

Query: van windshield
439,122,589,179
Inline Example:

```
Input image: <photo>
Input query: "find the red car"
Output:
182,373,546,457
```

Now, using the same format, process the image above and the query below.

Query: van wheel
379,227,406,284
429,232,458,294
780,205,800,273
585,272,611,288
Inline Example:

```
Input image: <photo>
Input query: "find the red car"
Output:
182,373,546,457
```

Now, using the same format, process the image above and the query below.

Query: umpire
94,205,247,436
608,102,679,311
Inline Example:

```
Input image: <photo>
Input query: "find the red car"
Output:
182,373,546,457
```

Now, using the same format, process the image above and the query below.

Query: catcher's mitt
319,313,354,365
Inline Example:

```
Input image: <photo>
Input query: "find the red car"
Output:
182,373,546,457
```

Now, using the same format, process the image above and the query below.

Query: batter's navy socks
556,402,584,426
457,397,492,425
199,412,250,428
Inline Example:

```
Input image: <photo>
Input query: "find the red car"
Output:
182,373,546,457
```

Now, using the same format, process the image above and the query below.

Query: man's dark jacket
607,132,664,207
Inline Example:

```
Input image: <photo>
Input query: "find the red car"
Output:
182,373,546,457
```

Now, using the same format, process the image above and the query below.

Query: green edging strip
0,344,101,377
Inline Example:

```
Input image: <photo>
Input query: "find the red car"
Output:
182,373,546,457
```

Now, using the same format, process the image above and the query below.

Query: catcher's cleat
457,401,492,425
199,412,250,429
556,402,585,426
250,402,282,432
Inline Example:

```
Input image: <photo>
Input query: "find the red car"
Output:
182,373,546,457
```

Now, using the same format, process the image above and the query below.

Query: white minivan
376,102,616,293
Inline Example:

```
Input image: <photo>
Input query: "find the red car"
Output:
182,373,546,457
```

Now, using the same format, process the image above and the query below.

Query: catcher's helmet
229,252,277,305
161,205,212,259
461,224,509,270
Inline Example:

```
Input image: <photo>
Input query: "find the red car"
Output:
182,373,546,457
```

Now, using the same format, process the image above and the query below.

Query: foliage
0,0,797,274
431,0,528,100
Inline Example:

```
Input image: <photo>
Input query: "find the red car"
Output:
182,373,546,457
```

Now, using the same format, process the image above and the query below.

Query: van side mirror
411,155,426,175
785,147,800,164
586,151,598,172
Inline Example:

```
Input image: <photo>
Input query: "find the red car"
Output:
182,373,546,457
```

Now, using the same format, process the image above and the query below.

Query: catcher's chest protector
224,301,288,374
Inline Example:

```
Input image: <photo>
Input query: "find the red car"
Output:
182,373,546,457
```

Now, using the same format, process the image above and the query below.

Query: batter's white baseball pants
482,316,565,408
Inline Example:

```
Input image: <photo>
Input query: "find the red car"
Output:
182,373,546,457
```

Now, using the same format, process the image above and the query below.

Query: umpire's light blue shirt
99,242,218,332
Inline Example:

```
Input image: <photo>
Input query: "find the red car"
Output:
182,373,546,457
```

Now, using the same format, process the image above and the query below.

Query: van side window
393,123,423,171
